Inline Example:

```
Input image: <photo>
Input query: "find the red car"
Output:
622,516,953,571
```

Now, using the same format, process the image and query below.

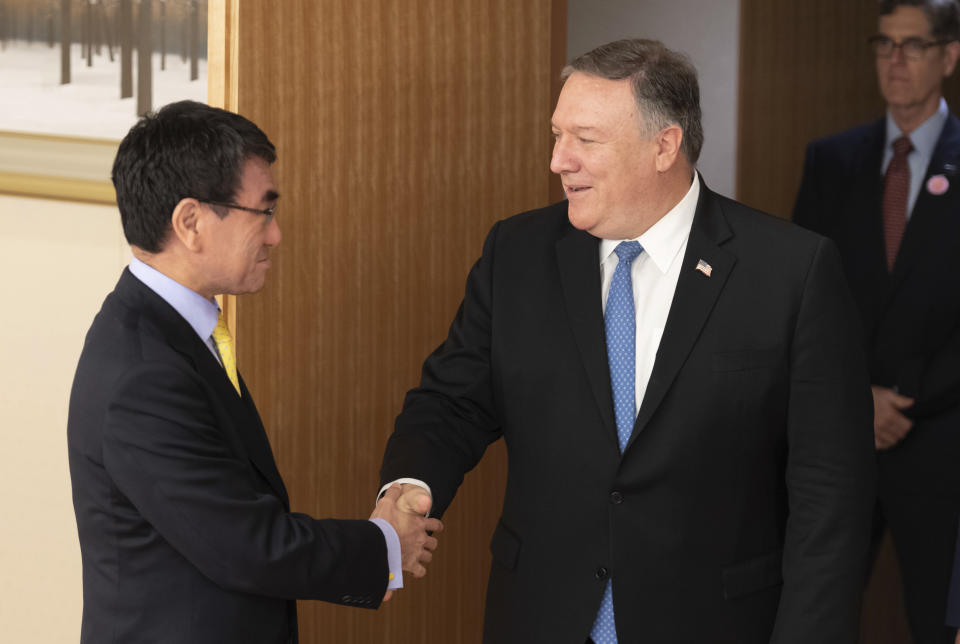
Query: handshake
369,483,444,601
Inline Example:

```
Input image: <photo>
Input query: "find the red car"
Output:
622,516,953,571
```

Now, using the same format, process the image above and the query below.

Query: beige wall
0,194,129,641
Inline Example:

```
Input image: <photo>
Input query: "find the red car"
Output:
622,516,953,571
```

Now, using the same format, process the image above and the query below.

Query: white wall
0,194,129,642
567,0,741,198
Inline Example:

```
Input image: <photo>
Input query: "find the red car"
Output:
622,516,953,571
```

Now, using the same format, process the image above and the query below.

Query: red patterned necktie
882,135,913,271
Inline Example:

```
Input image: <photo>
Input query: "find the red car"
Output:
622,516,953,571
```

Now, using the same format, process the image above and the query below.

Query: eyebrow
551,123,601,134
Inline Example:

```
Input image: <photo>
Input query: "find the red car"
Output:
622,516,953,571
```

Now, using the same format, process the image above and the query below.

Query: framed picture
0,0,208,204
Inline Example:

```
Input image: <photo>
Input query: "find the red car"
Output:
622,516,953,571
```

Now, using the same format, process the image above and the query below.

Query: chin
567,206,598,233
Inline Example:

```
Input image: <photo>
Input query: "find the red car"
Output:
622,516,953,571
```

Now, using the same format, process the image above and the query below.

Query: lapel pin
695,259,712,277
927,174,950,196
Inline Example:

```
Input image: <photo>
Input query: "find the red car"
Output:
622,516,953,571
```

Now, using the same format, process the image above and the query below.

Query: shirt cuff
368,518,403,590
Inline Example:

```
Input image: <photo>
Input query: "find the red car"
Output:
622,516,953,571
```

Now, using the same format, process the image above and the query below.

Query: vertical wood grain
207,0,239,338
233,1,562,641
549,0,567,204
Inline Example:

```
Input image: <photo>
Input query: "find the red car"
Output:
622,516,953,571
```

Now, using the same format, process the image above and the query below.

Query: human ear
655,125,684,173
942,41,960,77
170,198,203,251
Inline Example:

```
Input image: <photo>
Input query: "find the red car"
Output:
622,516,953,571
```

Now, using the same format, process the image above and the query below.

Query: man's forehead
238,156,279,200
554,73,635,117
879,6,933,35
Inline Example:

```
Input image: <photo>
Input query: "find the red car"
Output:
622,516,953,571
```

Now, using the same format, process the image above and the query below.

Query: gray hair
561,38,704,164
879,0,960,41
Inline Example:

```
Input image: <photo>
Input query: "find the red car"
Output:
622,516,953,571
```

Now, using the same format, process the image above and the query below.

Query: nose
266,216,282,247
550,135,578,175
889,43,908,64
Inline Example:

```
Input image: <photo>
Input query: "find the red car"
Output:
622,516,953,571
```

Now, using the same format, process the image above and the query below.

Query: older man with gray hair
381,38,876,643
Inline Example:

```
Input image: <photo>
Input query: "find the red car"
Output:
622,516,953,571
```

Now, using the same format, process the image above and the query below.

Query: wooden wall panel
738,0,960,218
738,0,882,218
233,1,564,641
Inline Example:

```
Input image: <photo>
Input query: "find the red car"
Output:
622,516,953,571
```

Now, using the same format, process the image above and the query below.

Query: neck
890,95,941,134
623,169,695,239
132,247,215,300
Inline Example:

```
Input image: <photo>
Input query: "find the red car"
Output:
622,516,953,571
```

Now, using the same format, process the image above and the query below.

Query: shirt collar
599,171,700,274
129,256,220,342
885,96,948,157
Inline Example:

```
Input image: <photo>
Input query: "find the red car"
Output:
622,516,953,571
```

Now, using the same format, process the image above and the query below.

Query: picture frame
0,0,212,204
0,130,117,204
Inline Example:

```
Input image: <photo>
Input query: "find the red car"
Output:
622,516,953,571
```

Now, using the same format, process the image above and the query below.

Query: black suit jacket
68,269,387,644
794,115,960,494
381,180,876,643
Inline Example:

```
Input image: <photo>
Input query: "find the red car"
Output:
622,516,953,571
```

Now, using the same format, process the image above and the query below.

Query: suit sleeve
771,238,877,643
102,360,389,607
379,221,504,518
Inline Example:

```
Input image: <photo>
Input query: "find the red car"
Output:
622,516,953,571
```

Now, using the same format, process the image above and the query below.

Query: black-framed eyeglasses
198,199,276,217
868,34,951,59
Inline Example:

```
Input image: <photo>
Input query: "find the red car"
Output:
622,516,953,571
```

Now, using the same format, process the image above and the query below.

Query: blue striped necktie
591,240,643,644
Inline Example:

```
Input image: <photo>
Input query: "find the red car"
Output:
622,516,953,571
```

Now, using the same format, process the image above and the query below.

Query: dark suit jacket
68,269,387,644
380,180,876,643
794,115,960,495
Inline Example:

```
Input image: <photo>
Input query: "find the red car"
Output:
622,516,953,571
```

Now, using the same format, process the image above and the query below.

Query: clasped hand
370,484,443,601
872,385,915,450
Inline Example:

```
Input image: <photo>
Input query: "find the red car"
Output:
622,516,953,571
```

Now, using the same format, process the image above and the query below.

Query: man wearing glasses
67,101,441,643
794,2,960,642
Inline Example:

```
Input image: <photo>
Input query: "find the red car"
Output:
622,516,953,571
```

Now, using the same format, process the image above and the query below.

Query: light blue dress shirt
128,257,403,590
882,97,949,219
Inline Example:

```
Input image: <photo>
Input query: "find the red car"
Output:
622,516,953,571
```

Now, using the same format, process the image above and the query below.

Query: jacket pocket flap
722,549,783,599
489,520,521,571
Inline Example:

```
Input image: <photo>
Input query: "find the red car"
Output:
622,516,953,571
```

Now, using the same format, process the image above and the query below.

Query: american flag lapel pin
695,259,712,277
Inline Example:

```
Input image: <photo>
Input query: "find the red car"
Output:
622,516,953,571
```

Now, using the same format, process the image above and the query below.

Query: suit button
595,566,608,580
610,491,623,504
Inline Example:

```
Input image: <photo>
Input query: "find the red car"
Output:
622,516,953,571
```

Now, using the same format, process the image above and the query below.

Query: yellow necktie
212,312,241,395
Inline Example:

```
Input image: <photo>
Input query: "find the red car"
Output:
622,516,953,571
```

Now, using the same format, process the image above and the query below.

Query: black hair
111,100,276,253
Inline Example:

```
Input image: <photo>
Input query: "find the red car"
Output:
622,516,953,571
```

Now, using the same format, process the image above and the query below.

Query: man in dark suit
793,2,960,642
379,39,876,643
67,101,441,644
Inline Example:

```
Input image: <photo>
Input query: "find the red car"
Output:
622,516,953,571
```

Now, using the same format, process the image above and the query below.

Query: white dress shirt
383,173,701,505
599,172,700,412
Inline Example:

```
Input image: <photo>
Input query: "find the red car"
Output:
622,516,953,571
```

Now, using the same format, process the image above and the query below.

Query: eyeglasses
198,199,276,217
868,35,951,59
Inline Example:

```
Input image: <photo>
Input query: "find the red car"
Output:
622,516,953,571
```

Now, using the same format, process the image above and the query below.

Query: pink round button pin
927,174,949,196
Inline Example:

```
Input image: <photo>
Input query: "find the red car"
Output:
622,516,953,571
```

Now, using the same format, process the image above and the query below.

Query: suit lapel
890,114,960,293
195,349,290,507
118,271,290,505
555,226,618,448
625,184,735,452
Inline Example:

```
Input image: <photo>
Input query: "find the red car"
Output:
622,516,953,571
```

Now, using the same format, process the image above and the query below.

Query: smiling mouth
565,186,591,194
